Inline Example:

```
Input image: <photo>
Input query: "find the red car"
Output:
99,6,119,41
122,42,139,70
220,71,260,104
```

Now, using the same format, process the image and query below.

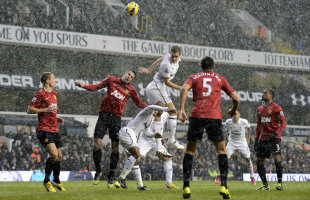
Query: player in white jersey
138,46,184,151
137,112,178,189
215,111,256,185
115,105,172,190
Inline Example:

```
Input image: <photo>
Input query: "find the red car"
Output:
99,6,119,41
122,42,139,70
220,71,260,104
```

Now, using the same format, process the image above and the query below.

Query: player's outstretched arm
75,77,110,91
138,56,165,74
75,81,85,88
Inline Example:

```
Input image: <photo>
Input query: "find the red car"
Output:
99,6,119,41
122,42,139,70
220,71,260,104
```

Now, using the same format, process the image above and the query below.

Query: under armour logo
291,94,306,106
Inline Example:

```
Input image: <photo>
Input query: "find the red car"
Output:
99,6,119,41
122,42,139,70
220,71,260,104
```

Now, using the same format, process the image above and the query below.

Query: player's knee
168,109,177,116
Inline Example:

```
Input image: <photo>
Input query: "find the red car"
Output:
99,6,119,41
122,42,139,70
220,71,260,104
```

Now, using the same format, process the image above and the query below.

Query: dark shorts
187,117,224,143
94,112,121,142
37,131,62,149
256,139,281,159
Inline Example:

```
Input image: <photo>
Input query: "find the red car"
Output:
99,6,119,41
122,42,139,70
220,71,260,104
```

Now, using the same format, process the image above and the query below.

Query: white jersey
126,105,168,137
225,118,250,142
151,54,180,87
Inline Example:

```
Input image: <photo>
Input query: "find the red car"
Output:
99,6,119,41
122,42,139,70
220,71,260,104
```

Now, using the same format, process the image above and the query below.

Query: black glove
268,132,278,141
254,139,259,151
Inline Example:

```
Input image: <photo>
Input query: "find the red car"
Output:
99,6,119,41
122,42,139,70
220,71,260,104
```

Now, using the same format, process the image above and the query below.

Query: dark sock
93,149,102,174
44,157,54,183
183,153,194,189
108,152,119,178
218,154,228,187
257,164,268,186
275,161,282,183
53,161,61,184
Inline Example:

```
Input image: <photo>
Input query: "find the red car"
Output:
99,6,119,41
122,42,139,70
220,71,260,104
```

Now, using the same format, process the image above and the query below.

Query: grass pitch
0,181,309,200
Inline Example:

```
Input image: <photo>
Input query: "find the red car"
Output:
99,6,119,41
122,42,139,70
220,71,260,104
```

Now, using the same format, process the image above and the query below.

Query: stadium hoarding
243,173,310,182
0,73,310,108
0,171,93,182
0,24,310,70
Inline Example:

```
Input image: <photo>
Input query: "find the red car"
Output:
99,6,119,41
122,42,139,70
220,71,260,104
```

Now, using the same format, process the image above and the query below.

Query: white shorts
118,127,138,152
138,133,157,159
226,140,250,159
145,83,172,105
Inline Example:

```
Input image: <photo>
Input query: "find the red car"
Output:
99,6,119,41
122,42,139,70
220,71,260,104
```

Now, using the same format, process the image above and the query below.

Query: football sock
120,156,136,179
44,157,54,183
219,154,228,187
183,153,193,189
248,159,254,178
155,138,164,149
109,152,119,178
257,164,268,185
167,116,177,144
93,149,102,174
53,161,61,184
275,161,283,183
164,160,173,185
132,165,143,187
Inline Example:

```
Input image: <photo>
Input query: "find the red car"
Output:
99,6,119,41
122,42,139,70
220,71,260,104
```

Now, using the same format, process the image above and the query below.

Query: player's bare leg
214,140,231,199
93,138,103,185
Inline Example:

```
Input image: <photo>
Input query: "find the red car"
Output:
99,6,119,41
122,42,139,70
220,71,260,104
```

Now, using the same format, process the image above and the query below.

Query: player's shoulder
225,118,233,124
239,118,249,125
108,76,119,81
271,102,283,110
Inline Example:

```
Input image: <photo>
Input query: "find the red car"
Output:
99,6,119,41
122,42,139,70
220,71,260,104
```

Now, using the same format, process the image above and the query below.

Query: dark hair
129,70,136,78
201,56,214,71
266,88,275,99
40,72,53,85
170,46,181,54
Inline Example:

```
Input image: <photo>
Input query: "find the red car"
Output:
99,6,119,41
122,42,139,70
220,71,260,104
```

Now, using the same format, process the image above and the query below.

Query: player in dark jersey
75,70,148,188
255,89,286,191
179,56,240,199
27,72,66,192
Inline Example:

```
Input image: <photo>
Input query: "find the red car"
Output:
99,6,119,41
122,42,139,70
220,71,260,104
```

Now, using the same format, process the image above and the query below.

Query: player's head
232,111,240,123
121,70,136,84
262,88,274,102
170,46,181,64
201,56,214,71
41,72,56,88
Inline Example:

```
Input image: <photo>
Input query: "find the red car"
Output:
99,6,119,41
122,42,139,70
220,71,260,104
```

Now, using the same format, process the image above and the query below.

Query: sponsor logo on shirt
261,117,271,123
111,90,125,100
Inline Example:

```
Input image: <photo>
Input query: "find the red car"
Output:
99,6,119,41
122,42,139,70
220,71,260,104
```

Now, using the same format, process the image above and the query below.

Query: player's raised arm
138,56,165,74
75,76,111,91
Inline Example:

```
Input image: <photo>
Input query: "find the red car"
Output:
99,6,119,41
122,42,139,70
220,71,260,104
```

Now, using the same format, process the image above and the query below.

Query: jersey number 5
203,78,212,96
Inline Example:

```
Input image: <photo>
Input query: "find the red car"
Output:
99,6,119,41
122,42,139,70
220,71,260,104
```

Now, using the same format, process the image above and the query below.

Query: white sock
156,138,164,149
167,116,177,144
152,121,165,149
132,165,143,187
120,156,136,179
248,159,254,178
164,160,173,185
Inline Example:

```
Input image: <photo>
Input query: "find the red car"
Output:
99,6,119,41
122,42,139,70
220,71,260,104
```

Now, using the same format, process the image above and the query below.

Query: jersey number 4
203,78,212,96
